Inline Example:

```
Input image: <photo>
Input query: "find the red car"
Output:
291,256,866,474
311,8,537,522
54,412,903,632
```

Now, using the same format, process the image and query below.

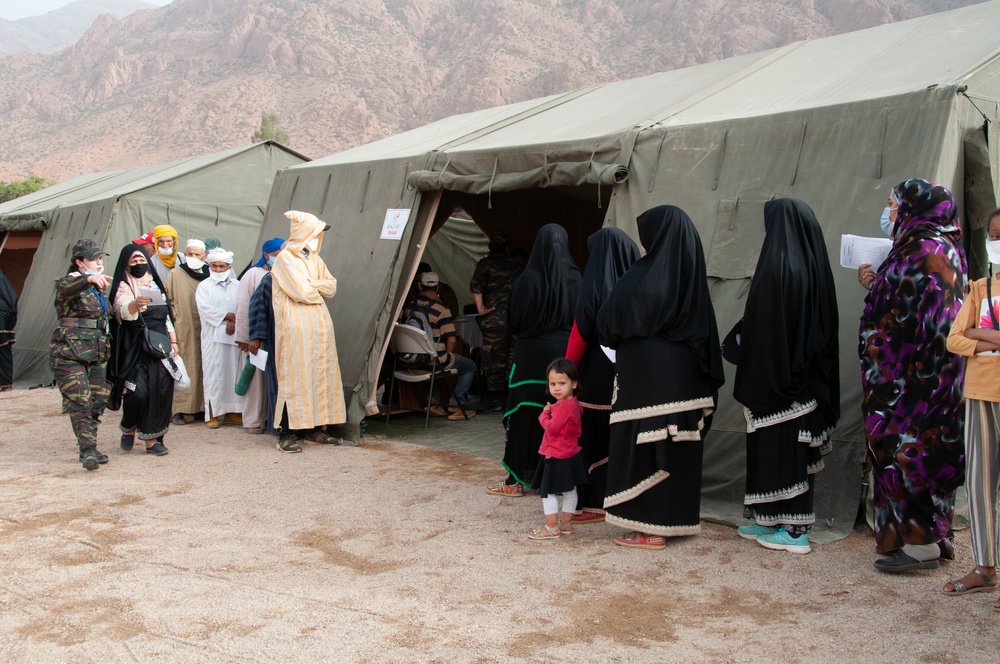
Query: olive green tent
254,2,1000,540
0,141,309,388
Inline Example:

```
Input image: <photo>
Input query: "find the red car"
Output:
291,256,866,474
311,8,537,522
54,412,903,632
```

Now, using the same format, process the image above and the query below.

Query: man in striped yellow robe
271,210,347,452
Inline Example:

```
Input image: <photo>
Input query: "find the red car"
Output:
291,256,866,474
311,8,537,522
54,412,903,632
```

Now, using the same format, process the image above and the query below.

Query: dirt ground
1,386,997,663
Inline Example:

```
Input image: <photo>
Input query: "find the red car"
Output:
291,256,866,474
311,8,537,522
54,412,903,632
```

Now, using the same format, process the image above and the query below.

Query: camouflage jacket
49,273,110,364
469,251,522,312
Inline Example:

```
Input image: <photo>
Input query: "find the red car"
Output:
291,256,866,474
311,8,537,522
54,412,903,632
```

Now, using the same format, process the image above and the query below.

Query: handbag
139,312,171,359
721,318,743,365
161,354,191,391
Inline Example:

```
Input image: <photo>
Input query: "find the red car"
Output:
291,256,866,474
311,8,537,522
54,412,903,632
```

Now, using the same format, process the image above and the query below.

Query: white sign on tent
380,208,411,240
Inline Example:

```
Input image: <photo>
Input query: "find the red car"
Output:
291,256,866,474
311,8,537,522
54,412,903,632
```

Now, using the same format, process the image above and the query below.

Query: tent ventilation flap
407,160,629,194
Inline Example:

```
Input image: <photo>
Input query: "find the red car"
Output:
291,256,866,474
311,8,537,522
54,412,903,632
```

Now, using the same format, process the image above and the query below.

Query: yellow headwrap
152,225,179,268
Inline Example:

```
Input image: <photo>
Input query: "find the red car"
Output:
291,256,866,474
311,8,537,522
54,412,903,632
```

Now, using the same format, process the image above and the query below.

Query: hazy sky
0,0,173,21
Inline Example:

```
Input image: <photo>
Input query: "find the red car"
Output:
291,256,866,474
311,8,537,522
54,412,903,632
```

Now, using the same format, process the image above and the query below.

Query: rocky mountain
0,0,155,54
0,0,986,182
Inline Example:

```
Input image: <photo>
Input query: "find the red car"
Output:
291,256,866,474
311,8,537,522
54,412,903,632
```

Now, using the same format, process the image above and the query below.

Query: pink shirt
537,397,583,459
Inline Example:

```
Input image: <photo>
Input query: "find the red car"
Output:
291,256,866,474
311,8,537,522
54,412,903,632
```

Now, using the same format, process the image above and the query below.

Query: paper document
601,345,616,363
137,287,166,306
840,234,892,269
213,326,237,345
249,348,268,371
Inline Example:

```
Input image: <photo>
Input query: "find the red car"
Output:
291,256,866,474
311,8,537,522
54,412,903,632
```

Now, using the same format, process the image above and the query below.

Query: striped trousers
965,399,1000,567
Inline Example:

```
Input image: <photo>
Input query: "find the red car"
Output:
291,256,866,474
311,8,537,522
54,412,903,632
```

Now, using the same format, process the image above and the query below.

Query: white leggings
542,488,578,516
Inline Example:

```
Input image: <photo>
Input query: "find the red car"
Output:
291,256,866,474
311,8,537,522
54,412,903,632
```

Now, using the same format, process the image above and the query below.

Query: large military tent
254,1,1000,540
0,141,309,388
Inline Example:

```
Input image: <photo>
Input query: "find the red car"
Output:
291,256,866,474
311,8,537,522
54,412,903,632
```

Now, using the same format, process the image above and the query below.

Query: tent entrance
0,231,43,296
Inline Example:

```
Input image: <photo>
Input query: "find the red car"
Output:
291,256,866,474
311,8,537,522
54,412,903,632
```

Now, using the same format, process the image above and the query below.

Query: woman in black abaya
732,198,839,555
486,224,581,496
564,228,641,523
597,206,724,549
107,243,176,455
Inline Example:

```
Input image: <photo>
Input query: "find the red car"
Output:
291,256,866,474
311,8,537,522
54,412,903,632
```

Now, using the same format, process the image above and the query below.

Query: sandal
302,429,340,445
528,524,561,540
559,521,574,535
614,531,666,550
571,511,605,525
943,568,997,595
485,482,523,497
275,436,302,454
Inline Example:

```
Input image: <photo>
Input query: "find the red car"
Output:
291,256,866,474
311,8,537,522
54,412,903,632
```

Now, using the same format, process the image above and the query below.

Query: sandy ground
1,386,998,663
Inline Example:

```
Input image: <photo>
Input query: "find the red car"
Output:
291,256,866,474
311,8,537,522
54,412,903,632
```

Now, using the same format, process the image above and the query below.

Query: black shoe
80,448,100,471
79,449,109,464
120,433,135,451
146,441,169,456
873,550,940,573
477,401,503,414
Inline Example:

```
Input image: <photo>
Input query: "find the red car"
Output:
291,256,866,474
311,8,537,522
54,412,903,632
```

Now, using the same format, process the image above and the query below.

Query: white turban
186,238,206,251
205,248,234,265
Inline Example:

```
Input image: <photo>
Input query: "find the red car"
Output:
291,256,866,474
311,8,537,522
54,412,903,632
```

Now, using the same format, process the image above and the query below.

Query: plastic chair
384,322,469,429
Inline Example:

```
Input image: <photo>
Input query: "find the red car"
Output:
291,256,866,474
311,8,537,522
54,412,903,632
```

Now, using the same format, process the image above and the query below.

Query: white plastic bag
162,354,191,392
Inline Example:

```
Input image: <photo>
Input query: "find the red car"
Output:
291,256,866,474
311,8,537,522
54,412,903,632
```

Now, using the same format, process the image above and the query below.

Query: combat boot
477,390,505,414
79,449,109,465
80,447,101,471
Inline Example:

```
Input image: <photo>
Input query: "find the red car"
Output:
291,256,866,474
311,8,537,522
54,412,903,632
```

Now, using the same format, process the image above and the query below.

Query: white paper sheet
137,287,166,306
840,234,893,269
601,345,616,363
249,348,268,371
213,326,237,345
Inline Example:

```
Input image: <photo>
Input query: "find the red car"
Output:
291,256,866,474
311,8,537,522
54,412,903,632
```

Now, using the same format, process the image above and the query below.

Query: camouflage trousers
479,316,513,393
51,356,109,452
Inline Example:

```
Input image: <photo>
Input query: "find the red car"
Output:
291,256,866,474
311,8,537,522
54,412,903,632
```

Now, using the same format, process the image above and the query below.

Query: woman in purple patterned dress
860,178,967,573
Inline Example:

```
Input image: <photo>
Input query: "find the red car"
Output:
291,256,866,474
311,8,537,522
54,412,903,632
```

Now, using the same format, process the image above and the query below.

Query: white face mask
209,269,230,282
157,245,173,257
306,238,319,253
186,257,205,270
985,239,1000,265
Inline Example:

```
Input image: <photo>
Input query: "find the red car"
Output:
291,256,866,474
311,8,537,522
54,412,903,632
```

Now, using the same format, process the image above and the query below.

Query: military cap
71,239,108,260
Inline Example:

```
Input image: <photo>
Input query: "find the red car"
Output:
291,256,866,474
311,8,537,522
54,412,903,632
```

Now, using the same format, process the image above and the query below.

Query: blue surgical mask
83,266,104,276
267,255,276,267
880,207,894,237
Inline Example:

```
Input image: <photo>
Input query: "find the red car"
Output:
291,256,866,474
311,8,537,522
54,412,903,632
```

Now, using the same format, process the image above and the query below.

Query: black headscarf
574,227,640,344
506,224,581,339
597,205,724,388
733,198,839,419
108,243,173,322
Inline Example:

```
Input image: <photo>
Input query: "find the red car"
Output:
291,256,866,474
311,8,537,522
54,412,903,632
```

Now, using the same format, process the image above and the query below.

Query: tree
251,111,289,144
0,176,48,204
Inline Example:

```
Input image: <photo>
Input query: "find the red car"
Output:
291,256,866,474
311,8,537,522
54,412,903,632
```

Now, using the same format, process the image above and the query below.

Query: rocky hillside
0,0,986,182
0,0,154,54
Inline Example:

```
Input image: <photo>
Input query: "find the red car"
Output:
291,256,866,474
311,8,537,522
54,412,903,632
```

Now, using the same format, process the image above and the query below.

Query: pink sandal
614,531,666,550
485,482,523,497
528,524,561,540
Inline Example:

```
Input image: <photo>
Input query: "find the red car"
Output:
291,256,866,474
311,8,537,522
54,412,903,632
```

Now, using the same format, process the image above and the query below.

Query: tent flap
407,160,629,194
0,214,49,232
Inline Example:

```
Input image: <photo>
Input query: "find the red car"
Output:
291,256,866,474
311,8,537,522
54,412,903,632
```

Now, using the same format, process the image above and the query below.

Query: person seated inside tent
406,262,459,320
403,272,477,421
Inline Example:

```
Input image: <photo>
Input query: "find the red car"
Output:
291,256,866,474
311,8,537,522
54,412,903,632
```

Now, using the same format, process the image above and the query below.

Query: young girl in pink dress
528,358,589,540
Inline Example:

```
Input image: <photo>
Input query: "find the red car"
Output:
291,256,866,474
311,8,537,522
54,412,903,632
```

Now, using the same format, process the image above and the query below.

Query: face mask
186,257,205,270
985,239,1000,265
266,255,276,267
157,246,173,257
210,269,230,282
82,265,104,276
128,263,149,278
306,238,319,253
880,207,894,237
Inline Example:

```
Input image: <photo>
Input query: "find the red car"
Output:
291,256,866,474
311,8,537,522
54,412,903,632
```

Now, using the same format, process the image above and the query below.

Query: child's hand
543,403,551,412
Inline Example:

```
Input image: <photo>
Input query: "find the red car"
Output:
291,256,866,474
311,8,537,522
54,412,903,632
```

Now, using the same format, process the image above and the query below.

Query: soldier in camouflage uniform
469,230,522,413
50,239,112,471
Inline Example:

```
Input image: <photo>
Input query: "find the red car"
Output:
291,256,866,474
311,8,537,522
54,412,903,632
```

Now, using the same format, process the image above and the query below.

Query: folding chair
384,322,470,429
